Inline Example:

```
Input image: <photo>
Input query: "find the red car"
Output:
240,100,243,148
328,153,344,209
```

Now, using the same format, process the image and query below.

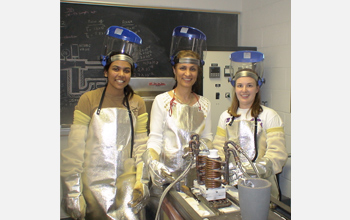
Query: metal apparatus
160,138,291,220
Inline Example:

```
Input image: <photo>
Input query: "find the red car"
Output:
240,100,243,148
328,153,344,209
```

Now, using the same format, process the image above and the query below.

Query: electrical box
224,65,231,77
203,52,234,135
209,63,220,78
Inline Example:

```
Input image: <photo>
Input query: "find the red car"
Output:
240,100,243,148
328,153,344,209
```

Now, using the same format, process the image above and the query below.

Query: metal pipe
225,140,261,178
155,156,194,220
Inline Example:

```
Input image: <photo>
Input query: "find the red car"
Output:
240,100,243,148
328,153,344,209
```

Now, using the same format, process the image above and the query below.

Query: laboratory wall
63,0,291,199
240,0,291,198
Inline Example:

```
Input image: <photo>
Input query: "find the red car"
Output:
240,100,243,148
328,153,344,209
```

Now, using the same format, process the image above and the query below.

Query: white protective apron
81,106,143,220
226,118,261,163
161,103,206,189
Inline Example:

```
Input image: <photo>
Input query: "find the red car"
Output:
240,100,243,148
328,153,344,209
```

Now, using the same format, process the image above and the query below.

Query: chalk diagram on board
60,5,170,124
60,11,108,124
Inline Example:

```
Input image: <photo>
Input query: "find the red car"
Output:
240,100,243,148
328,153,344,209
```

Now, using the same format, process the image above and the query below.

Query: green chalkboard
60,1,241,124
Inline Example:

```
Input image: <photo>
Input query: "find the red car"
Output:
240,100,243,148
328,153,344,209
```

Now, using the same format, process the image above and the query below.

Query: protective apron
82,106,143,220
226,118,279,199
154,103,206,193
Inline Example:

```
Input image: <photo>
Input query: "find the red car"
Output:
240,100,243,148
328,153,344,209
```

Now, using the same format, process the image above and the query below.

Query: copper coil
197,155,207,184
205,157,222,188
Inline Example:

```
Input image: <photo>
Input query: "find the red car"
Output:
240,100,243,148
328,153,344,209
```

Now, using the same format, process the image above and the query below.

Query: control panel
209,63,220,78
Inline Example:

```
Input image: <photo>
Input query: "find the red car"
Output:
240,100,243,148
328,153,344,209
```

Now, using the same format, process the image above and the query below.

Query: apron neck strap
96,85,107,115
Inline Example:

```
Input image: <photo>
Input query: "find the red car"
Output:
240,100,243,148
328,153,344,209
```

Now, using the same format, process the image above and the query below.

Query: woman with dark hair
61,26,149,220
143,26,213,219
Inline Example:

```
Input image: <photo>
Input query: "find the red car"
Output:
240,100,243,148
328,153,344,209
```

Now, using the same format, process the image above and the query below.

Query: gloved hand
128,161,150,214
243,157,273,179
61,173,86,219
143,148,175,188
199,138,213,151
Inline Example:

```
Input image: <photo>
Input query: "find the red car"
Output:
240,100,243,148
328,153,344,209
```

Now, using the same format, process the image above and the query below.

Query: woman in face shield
212,51,288,202
60,26,149,220
144,26,213,219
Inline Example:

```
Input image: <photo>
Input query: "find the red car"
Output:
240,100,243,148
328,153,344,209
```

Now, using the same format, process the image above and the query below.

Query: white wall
240,0,291,198
64,0,291,198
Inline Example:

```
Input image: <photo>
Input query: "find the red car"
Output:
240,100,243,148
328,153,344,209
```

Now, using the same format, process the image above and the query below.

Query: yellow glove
128,161,150,213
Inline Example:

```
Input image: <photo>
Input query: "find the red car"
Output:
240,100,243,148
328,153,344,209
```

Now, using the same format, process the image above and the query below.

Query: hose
227,141,261,178
154,156,194,220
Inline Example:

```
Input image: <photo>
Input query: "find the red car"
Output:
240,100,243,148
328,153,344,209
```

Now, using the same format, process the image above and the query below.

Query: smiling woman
104,56,132,96
172,50,200,99
234,75,260,109
144,26,213,219
212,51,288,203
60,26,150,220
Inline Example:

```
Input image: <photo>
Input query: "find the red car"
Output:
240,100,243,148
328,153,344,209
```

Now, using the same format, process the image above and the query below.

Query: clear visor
170,35,207,62
101,35,141,63
230,60,264,80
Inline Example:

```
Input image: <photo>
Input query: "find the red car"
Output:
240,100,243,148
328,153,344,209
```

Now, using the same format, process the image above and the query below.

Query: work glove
128,161,150,214
143,148,175,188
243,157,273,179
61,173,86,220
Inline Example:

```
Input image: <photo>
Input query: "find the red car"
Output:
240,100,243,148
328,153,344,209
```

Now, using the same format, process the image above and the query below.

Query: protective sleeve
264,127,288,174
128,161,150,213
146,96,165,155
61,119,88,177
212,111,229,159
212,127,226,159
61,121,89,219
243,127,287,178
199,97,213,141
135,112,148,134
133,113,149,165
72,110,91,125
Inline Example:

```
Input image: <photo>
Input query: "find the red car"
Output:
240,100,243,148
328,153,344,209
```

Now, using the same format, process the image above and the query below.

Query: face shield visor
169,26,207,66
229,51,265,87
101,26,142,68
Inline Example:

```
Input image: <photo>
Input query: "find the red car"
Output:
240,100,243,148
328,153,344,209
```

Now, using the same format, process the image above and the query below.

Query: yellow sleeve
264,126,288,174
215,126,226,137
135,112,148,134
212,127,227,159
73,110,91,126
266,127,284,133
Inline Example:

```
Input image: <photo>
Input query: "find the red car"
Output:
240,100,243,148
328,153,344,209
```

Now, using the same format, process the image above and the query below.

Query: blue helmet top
170,26,207,66
172,26,207,40
230,50,264,63
106,26,142,45
101,26,143,67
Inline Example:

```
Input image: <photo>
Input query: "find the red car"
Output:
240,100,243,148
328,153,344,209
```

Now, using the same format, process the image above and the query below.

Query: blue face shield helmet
169,26,207,66
229,51,265,87
101,26,142,68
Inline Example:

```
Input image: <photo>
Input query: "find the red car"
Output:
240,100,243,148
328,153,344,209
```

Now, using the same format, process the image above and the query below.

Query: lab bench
161,186,291,220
